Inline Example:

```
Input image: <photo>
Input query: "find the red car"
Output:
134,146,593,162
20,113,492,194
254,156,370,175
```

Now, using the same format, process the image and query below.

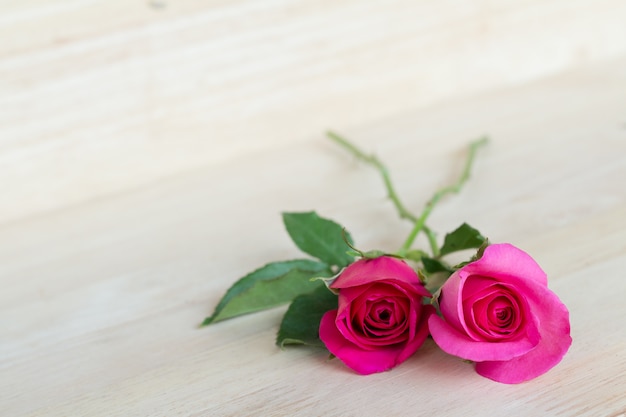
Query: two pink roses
319,243,571,384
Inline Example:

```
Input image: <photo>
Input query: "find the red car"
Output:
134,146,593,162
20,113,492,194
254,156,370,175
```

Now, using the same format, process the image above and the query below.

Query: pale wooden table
2,1,626,416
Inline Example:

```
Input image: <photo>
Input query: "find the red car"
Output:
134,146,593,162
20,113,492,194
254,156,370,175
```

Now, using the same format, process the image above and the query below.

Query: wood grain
2,0,626,224
1,1,626,416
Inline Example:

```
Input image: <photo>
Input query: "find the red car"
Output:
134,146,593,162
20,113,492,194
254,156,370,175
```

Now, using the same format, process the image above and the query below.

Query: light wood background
1,1,626,416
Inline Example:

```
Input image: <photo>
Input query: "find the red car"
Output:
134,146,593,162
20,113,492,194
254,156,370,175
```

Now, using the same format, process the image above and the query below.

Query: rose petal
332,257,430,297
436,268,466,335
320,310,405,374
429,314,539,362
474,279,572,384
320,307,434,375
395,305,434,364
463,244,548,287
337,283,404,317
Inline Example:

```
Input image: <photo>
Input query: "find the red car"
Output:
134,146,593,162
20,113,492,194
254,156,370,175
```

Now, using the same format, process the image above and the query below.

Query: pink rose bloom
319,256,434,374
429,243,571,384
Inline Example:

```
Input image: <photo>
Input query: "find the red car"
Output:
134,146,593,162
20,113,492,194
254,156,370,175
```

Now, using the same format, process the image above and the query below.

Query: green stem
327,131,440,256
398,136,489,256
424,226,440,258
327,131,415,221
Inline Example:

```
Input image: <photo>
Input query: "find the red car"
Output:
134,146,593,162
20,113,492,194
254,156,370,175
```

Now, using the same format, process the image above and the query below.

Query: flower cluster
203,132,571,384
320,244,571,383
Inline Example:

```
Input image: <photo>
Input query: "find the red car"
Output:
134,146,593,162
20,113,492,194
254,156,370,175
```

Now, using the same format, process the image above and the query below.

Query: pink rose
319,256,434,374
429,243,571,383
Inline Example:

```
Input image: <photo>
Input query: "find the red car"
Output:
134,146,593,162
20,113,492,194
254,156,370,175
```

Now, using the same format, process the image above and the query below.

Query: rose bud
319,256,433,374
429,243,571,383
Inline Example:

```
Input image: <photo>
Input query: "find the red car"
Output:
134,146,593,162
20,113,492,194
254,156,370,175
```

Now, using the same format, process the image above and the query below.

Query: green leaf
282,211,355,267
421,257,453,274
439,223,487,257
202,259,332,325
276,285,338,347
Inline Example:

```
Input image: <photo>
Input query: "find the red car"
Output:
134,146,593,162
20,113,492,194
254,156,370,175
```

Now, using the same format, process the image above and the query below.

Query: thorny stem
327,131,441,256
397,136,489,256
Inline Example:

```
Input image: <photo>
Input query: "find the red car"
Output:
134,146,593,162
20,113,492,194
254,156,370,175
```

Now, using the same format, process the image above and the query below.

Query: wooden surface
2,1,626,416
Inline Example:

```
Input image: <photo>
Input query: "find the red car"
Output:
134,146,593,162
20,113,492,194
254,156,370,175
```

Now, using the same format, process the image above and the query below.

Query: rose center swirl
465,284,526,341
348,295,412,345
